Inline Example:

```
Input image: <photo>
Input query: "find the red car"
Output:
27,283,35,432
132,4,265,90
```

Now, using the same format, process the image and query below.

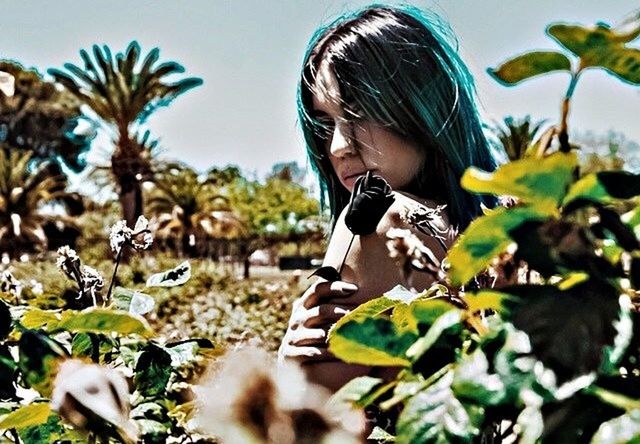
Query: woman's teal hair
297,4,498,231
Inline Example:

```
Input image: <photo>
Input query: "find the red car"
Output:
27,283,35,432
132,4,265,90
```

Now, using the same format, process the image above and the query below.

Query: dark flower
344,171,395,235
308,266,342,282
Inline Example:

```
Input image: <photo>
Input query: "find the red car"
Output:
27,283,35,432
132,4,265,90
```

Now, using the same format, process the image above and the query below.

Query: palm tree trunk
119,181,143,227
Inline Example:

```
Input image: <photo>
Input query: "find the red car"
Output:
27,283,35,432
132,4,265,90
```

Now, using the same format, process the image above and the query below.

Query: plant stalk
338,234,356,276
105,246,124,304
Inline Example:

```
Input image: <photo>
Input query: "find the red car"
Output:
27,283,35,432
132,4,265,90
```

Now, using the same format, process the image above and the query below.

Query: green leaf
134,344,172,397
329,376,384,409
547,23,617,57
406,310,462,362
18,414,65,444
71,332,93,357
0,345,17,400
135,418,168,440
0,403,51,430
329,318,416,367
58,308,154,337
0,301,10,340
146,260,191,287
464,291,512,313
563,171,640,206
396,372,479,444
591,409,640,444
20,308,60,330
112,287,155,315
18,331,65,396
447,206,548,286
487,50,572,85
410,298,458,325
461,151,578,212
504,280,623,383
585,47,640,85
452,350,506,406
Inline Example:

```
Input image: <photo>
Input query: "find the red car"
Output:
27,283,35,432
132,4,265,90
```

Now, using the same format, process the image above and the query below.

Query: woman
278,4,499,392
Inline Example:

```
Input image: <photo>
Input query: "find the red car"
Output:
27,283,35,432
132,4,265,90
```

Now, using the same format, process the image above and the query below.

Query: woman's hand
278,279,358,364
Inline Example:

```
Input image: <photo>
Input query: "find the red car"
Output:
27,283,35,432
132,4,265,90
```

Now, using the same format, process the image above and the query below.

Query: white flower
109,220,132,254
0,270,22,298
56,246,82,283
193,346,362,443
28,279,43,296
0,71,15,97
131,216,153,251
52,360,138,443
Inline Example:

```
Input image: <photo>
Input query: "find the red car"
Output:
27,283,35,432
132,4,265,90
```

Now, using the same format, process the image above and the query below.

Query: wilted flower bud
56,246,81,282
131,215,153,250
52,360,138,443
0,270,22,299
344,171,395,236
109,220,132,255
386,228,442,282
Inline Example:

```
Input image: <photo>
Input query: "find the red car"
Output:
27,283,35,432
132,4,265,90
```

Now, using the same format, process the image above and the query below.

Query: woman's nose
328,120,356,158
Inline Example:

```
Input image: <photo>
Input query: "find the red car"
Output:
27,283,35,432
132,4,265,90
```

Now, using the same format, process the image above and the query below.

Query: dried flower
56,246,81,281
131,215,153,250
80,265,104,306
0,270,22,299
345,171,395,236
193,346,362,443
386,228,442,283
51,360,138,443
109,220,132,255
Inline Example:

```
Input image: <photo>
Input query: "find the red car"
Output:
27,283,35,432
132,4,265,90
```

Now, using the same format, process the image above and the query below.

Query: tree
147,162,246,256
0,149,82,257
0,60,95,172
490,115,546,161
48,42,203,226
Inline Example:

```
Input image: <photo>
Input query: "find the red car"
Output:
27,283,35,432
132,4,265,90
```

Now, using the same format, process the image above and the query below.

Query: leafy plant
328,11,640,443
0,216,215,443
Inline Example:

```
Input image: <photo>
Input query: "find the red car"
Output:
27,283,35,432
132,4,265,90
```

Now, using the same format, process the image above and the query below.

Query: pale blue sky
2,1,639,178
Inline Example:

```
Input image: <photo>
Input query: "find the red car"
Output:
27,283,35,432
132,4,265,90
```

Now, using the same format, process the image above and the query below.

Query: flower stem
105,247,124,304
338,234,356,276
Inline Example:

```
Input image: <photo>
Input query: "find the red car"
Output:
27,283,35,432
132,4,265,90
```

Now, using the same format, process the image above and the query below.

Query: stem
338,234,356,276
415,224,449,257
379,363,453,410
105,247,124,304
559,71,581,154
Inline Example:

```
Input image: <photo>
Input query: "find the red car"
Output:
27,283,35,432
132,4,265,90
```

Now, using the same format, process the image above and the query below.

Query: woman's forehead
311,61,343,113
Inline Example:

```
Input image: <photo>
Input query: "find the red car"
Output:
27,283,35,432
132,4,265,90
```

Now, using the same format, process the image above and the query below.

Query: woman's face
311,60,425,192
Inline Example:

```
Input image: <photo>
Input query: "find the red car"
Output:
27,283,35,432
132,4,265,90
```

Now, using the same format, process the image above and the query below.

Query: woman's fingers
301,280,358,309
302,304,351,328
288,326,326,346
281,344,336,363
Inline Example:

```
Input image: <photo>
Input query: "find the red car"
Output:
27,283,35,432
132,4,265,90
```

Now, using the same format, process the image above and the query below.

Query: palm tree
0,148,80,257
491,115,547,161
48,42,202,226
147,162,247,256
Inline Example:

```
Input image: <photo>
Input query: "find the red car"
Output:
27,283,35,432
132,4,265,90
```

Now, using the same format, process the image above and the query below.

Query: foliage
0,149,83,257
146,161,247,256
490,115,547,161
0,218,220,443
0,60,95,173
327,11,640,443
49,42,203,225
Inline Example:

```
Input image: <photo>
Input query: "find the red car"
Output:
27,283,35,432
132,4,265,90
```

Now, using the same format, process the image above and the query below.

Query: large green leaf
18,331,65,396
0,345,17,400
461,151,578,212
487,51,572,85
18,414,66,444
447,206,548,286
57,308,154,337
0,301,10,340
591,409,640,444
134,344,172,397
329,317,417,367
563,171,640,206
584,47,640,85
503,280,624,383
0,403,51,430
547,23,618,57
406,310,462,362
396,372,479,444
20,308,60,330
